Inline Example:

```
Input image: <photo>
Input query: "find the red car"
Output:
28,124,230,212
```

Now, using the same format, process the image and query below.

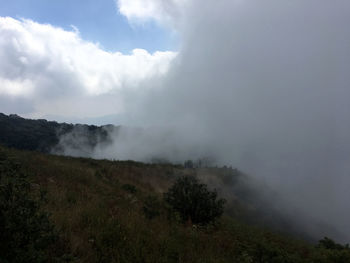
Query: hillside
0,113,114,154
1,145,350,262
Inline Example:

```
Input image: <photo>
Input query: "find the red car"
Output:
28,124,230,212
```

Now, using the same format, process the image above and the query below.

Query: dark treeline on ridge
0,113,114,154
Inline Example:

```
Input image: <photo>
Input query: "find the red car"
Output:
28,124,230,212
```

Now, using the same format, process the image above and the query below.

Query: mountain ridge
0,112,115,154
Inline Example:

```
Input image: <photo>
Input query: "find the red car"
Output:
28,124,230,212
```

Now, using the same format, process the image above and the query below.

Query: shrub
143,195,161,219
0,151,63,263
317,237,349,250
315,237,350,263
164,176,226,225
122,183,137,194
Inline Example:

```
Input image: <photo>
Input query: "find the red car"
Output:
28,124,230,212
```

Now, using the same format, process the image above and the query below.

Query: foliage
122,183,137,193
0,112,111,154
164,176,226,225
143,195,161,219
318,237,349,250
0,151,65,263
315,237,350,263
0,146,349,262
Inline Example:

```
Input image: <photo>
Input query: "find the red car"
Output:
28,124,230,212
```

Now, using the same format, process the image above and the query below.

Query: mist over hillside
111,0,350,243
1,0,350,249
0,112,347,243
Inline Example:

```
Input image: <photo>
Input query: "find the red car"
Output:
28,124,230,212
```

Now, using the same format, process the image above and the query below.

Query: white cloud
0,78,34,96
0,16,177,116
116,0,188,27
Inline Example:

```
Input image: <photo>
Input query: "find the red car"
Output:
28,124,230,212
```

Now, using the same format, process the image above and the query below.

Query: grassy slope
2,146,348,263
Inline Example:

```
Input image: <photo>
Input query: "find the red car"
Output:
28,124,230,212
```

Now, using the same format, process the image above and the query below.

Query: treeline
0,113,112,153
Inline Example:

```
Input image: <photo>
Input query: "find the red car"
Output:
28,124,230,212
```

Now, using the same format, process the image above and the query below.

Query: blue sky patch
0,0,177,53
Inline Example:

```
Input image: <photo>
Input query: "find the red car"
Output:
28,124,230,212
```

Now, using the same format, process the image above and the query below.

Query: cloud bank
0,16,176,118
111,0,350,242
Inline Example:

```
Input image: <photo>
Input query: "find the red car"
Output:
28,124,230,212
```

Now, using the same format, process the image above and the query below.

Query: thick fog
56,0,350,242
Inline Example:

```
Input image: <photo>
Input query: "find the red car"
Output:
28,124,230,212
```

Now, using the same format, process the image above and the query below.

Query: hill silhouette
0,113,113,154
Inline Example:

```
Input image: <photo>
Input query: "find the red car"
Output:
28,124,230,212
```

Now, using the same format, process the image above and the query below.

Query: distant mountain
0,113,115,154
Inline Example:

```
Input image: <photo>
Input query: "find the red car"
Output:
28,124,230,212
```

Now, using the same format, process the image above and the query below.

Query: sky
1,0,350,242
0,0,177,53
0,0,182,122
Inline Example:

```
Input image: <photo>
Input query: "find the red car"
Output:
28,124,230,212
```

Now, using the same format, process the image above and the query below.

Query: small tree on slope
164,175,226,225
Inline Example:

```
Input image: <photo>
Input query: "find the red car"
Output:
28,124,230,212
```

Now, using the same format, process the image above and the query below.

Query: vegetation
121,183,137,194
143,195,161,219
0,113,112,154
318,237,349,250
164,176,226,225
0,151,68,262
0,145,349,262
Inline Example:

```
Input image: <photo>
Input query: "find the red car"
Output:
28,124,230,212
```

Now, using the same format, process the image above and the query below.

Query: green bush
164,176,226,225
0,151,65,263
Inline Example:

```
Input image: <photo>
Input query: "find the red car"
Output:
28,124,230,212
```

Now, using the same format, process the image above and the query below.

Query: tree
318,237,349,250
164,176,226,225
